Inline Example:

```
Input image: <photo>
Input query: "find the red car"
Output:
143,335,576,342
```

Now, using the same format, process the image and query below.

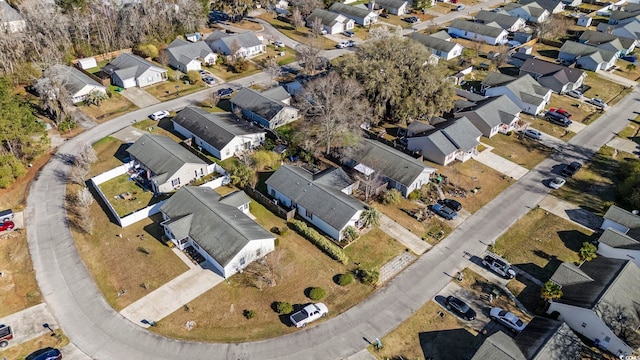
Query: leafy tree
85,89,108,106
357,268,379,285
361,207,381,227
579,242,598,262
342,225,359,242
308,287,326,300
186,70,202,85
229,162,256,188
276,301,293,314
627,63,636,74
135,44,159,59
381,188,401,205
295,72,370,154
337,273,353,286
617,159,640,210
336,32,455,125
0,155,26,188
541,280,563,301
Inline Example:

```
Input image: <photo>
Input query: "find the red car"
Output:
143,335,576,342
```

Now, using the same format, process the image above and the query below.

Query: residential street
25,52,640,360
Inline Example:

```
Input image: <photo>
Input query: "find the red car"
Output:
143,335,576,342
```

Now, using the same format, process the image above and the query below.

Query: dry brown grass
227,19,263,31
0,150,54,210
547,93,597,124
150,200,405,342
583,72,628,102
482,132,554,169
80,93,137,123
520,113,577,141
256,14,338,49
144,81,206,101
89,136,128,177
0,230,42,318
373,199,453,245
0,333,69,360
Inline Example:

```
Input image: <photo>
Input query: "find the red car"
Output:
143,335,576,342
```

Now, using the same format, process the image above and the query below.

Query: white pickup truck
482,253,516,279
290,303,328,328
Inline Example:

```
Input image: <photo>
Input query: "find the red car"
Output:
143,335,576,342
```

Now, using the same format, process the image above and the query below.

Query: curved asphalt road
26,59,640,359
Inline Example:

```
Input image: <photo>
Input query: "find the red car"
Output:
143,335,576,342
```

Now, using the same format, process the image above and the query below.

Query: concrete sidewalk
607,136,638,154
119,266,223,328
474,148,529,180
597,70,638,88
379,214,431,255
0,303,58,350
538,194,603,231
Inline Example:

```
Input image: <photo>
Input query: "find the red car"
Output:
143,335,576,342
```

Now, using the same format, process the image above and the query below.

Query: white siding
597,243,640,268
136,69,166,87
223,238,275,277
601,219,629,233
156,163,208,193
72,84,107,104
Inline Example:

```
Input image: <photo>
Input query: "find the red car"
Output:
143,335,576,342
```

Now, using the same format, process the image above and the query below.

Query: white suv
149,110,170,121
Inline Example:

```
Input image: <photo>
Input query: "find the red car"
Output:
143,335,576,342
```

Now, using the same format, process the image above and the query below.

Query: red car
549,108,571,118
0,221,14,232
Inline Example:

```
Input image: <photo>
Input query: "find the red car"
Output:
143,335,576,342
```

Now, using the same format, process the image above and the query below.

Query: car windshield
498,310,507,316
516,319,524,326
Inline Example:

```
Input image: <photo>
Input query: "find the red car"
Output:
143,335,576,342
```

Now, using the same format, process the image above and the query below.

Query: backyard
482,132,554,169
97,173,165,218
490,207,593,282
90,137,128,177
144,79,206,101
150,200,406,342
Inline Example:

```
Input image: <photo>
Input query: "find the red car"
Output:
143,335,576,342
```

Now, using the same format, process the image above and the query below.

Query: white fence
91,162,134,185
118,200,167,227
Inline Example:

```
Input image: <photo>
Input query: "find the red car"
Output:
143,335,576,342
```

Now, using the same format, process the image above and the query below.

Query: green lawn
98,174,165,217
482,132,554,169
617,115,640,145
344,227,406,270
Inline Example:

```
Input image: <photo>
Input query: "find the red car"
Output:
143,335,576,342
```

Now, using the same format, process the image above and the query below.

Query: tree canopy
336,32,455,125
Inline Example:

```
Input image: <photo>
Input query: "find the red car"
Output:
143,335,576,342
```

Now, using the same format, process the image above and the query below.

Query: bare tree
491,45,510,69
264,58,282,84
33,74,73,125
368,25,402,41
291,8,304,29
206,90,220,108
77,142,98,166
76,186,95,208
596,301,640,349
244,249,284,289
537,14,572,41
172,70,184,82
157,50,170,68
69,165,90,185
296,43,321,74
295,72,370,154
311,17,323,38
290,0,321,16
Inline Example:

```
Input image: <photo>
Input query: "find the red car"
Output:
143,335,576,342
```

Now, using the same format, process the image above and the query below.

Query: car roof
569,161,581,167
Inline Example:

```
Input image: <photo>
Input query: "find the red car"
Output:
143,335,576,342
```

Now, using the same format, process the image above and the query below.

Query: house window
604,336,611,342
239,257,246,266
269,188,275,197
171,178,180,187
306,210,313,220
581,322,587,328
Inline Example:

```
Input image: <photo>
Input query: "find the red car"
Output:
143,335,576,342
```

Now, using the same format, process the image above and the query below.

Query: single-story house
408,31,464,61
577,15,592,27
172,107,266,161
474,10,526,32
206,30,266,59
306,8,355,35
371,0,409,15
547,257,640,357
102,53,167,89
502,2,550,23
265,165,365,241
126,134,209,194
601,205,640,235
160,186,275,278
49,65,107,104
596,228,640,268
230,86,299,129
471,317,585,359
519,58,586,94
558,41,618,71
328,2,378,26
344,138,436,197
518,0,564,14
455,95,522,137
482,73,552,115
579,30,636,57
448,19,509,45
0,0,25,33
406,117,482,166
165,39,217,73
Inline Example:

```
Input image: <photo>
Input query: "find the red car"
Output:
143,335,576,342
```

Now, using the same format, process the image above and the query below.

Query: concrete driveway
607,136,638,154
538,194,603,231
120,87,161,108
0,303,58,351
474,148,529,180
379,214,431,255
435,282,491,332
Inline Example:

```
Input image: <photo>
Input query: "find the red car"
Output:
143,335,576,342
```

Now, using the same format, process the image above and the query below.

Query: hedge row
289,220,349,264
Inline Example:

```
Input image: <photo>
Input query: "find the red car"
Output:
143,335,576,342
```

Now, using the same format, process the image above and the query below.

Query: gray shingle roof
408,32,461,53
474,10,523,29
550,262,594,286
206,31,263,50
449,19,508,38
514,317,583,360
505,2,548,18
261,86,290,103
507,75,550,105
430,30,451,40
312,167,354,190
598,228,640,250
349,139,435,187
265,165,365,230
456,95,521,128
49,65,105,96
230,87,285,121
306,8,345,27
329,2,374,19
442,117,483,151
374,0,408,9
603,205,640,229
520,58,585,84
166,39,214,67
580,30,636,50
559,41,617,62
160,187,273,267
0,0,22,22
172,107,264,152
126,134,206,184
482,72,517,87
471,331,526,360
106,53,166,80
519,0,563,13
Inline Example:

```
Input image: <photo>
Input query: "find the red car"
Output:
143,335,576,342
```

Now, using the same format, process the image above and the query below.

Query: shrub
308,287,326,301
186,70,201,85
579,242,597,262
381,188,401,205
408,189,421,200
338,273,354,286
271,226,281,235
288,220,349,264
276,301,293,314
244,309,257,319
357,268,379,285
342,226,358,242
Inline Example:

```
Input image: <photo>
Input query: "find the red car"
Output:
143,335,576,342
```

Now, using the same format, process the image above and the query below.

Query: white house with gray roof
558,41,617,71
447,20,509,45
547,258,640,357
406,117,482,166
370,0,410,15
165,39,217,73
0,0,25,33
126,134,209,194
502,2,549,23
172,107,266,161
597,18,640,41
160,186,275,278
306,8,355,34
519,58,586,94
482,73,551,115
579,30,636,57
49,65,107,104
103,53,167,89
344,138,436,198
474,10,526,32
519,0,564,14
596,228,640,268
266,165,364,241
329,2,377,26
601,205,640,235
408,32,464,60
455,95,521,138
230,87,299,129
206,30,265,59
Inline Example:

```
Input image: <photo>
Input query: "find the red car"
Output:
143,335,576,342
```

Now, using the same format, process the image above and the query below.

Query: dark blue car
25,347,62,360
217,88,234,97
431,203,457,220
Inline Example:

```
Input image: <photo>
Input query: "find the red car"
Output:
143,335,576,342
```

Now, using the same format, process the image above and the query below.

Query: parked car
380,12,389,18
217,88,234,97
622,55,637,62
431,203,457,220
290,303,328,328
403,16,419,23
562,161,582,177
203,76,216,85
320,29,328,35
336,42,348,49
544,110,572,127
455,4,466,10
25,347,62,360
521,129,542,141
549,177,566,189
565,89,583,99
347,40,356,47
549,108,571,118
587,97,607,109
273,41,285,47
0,208,13,222
482,253,516,279
445,296,476,321
440,198,462,211
0,324,13,348
149,110,170,121
343,31,354,37
490,307,526,333
0,221,15,232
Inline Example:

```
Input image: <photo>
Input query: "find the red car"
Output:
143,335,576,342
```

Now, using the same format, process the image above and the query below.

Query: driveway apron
473,150,529,180
379,214,431,255
120,88,161,108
